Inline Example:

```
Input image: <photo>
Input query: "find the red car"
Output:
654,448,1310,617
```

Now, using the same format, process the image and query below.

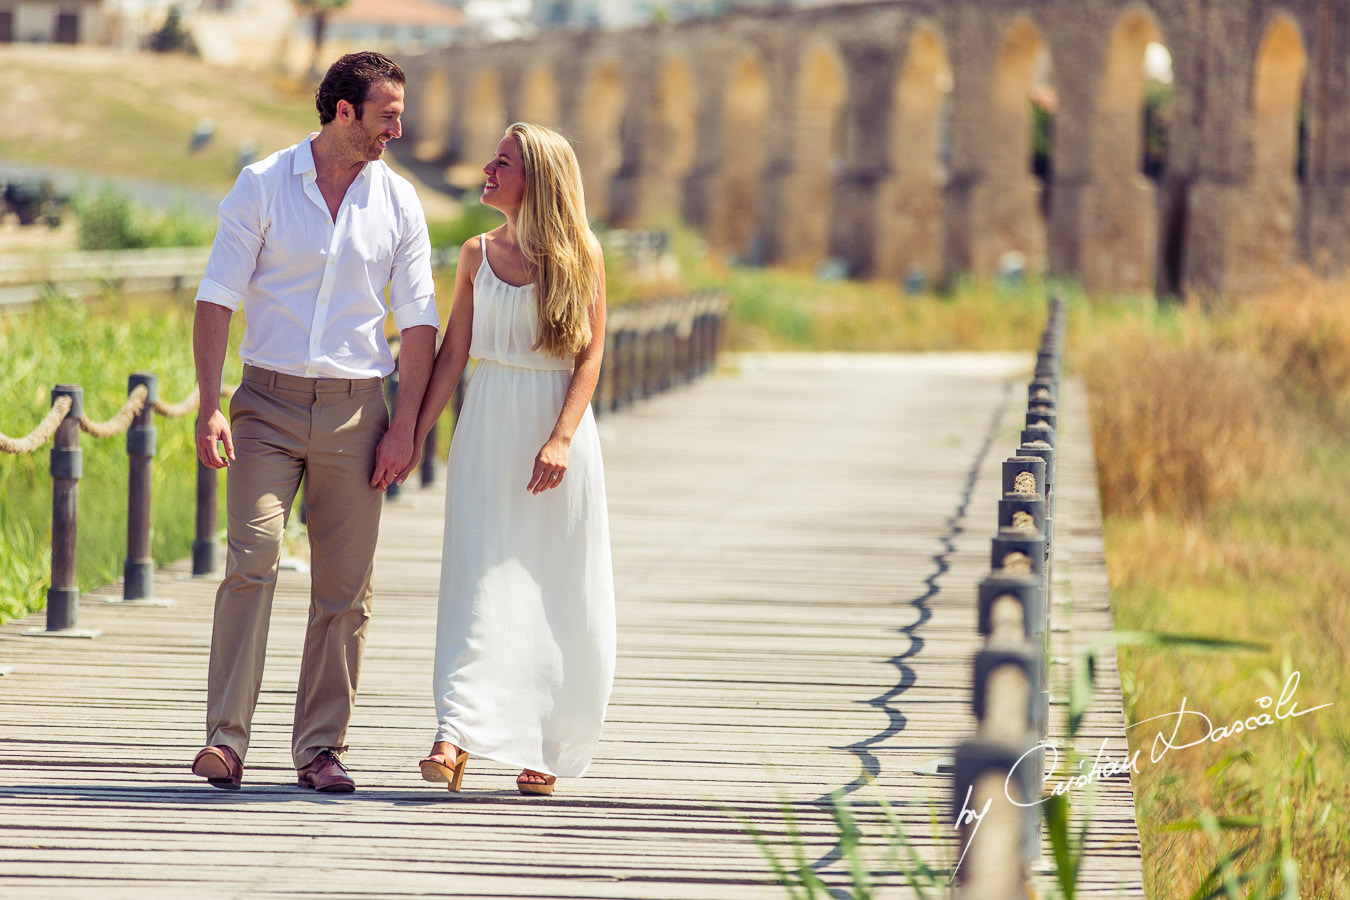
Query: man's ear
336,98,354,123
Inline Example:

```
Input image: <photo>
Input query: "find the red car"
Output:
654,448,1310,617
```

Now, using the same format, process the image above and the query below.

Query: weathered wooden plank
0,353,1141,897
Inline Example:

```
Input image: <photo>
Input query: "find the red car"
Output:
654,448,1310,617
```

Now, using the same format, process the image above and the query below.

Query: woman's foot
419,741,469,792
517,769,556,796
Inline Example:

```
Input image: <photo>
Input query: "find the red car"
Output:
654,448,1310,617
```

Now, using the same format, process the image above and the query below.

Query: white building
0,0,108,43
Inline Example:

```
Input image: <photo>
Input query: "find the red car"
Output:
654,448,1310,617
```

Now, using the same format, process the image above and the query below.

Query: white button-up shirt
195,134,438,379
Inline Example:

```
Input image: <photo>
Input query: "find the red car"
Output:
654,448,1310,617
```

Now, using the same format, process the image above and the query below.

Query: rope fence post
951,293,1068,893
24,385,100,639
421,422,437,487
384,367,401,500
193,459,218,576
114,372,172,607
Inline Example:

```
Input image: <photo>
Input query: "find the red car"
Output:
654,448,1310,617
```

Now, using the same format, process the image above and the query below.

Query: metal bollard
1018,441,1056,526
384,370,401,500
193,460,218,576
25,385,99,638
421,421,437,487
663,322,677,391
1001,455,1047,500
991,528,1046,578
624,330,639,407
978,572,1046,642
116,373,171,605
952,737,1038,895
1021,422,1056,449
1026,405,1057,432
973,642,1043,735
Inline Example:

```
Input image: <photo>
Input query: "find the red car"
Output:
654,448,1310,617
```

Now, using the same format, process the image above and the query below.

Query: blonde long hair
508,122,601,358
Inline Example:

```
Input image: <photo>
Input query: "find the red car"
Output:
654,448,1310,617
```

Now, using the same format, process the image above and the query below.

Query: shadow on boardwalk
0,353,1140,898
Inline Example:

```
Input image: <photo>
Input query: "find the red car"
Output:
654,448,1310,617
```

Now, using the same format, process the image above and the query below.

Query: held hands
528,437,569,495
370,427,414,491
395,440,424,486
197,409,235,469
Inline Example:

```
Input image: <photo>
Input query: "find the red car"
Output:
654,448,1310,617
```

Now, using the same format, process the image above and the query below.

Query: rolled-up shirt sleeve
387,193,439,332
195,170,264,311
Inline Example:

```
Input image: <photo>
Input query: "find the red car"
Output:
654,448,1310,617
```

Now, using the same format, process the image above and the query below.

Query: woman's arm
527,240,607,495
395,237,480,484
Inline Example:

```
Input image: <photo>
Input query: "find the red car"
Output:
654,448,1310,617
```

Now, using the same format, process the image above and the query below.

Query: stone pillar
1299,4,1350,277
834,43,895,279
756,40,797,265
681,59,725,231
943,11,1047,280
608,62,655,226
1048,10,1159,294
874,24,947,286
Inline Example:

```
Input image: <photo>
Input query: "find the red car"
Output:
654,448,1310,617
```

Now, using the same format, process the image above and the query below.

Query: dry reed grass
1080,275,1350,899
1231,271,1350,419
1080,324,1281,519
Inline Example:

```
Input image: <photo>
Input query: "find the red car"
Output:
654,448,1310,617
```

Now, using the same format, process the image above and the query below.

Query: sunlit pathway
0,353,1142,897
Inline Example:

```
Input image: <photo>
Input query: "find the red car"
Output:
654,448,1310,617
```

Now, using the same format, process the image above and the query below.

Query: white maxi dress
432,241,615,778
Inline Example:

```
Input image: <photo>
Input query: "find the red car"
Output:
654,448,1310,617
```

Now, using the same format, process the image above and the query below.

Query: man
190,52,437,792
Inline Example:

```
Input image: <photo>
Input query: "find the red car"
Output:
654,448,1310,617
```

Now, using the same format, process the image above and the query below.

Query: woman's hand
528,436,569,494
395,439,424,486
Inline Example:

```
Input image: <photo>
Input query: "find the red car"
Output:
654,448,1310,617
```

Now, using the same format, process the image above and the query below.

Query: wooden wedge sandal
419,750,469,792
516,770,556,796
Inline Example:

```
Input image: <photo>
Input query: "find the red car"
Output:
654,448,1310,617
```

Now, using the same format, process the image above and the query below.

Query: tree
294,0,351,77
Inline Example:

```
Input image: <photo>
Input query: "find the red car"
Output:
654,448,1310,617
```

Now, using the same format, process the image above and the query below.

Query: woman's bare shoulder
459,232,487,269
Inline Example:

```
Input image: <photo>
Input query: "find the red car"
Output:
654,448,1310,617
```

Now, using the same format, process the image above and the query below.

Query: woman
400,122,614,796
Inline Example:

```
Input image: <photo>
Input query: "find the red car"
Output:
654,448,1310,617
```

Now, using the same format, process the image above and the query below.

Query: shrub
73,187,213,251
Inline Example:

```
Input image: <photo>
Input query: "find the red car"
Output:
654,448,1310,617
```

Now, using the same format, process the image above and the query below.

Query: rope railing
77,383,148,438
0,395,72,454
951,294,1065,899
3,291,730,640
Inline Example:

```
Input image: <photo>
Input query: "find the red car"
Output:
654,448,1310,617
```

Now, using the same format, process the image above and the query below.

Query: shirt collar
294,132,374,185
294,133,319,176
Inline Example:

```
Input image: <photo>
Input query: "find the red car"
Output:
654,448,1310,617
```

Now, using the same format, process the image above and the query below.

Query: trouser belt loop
268,371,277,391
348,378,355,398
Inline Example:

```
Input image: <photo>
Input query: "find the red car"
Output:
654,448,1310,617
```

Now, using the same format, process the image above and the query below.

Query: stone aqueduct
400,0,1350,296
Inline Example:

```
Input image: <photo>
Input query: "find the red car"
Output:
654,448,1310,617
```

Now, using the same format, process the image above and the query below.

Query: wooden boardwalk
0,353,1143,898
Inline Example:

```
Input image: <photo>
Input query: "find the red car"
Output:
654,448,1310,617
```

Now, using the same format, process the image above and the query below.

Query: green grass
0,289,243,623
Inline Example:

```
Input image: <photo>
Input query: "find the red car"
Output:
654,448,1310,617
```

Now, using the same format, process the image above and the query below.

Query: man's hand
370,426,414,490
197,408,235,468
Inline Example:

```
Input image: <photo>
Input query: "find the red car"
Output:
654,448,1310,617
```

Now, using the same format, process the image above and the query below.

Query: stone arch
576,62,626,222
779,40,848,267
1235,11,1308,284
985,16,1053,273
709,53,771,260
876,23,951,284
639,56,698,223
463,68,507,165
1081,7,1169,291
518,64,560,129
413,68,453,162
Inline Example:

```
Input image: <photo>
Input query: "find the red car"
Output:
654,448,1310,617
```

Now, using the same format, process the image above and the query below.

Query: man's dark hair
315,52,406,125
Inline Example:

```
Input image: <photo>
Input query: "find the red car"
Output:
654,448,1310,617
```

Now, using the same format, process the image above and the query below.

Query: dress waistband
474,357,574,374
242,365,383,394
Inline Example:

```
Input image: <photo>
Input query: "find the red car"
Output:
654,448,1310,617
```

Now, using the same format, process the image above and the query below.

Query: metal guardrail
951,294,1065,898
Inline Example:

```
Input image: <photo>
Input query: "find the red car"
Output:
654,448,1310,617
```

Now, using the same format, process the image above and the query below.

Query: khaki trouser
206,365,388,770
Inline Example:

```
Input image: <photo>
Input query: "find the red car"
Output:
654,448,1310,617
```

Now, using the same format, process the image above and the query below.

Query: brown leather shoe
297,750,355,793
192,745,242,790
